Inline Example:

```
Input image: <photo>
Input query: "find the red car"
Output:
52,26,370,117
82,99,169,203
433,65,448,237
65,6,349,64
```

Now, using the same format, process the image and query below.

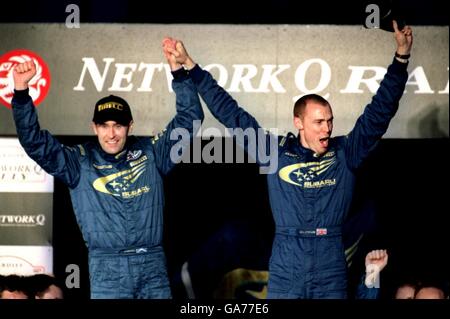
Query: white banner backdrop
0,24,448,138
0,245,53,275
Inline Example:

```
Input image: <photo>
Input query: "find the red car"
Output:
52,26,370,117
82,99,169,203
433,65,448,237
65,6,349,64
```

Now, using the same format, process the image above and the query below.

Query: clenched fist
13,61,36,90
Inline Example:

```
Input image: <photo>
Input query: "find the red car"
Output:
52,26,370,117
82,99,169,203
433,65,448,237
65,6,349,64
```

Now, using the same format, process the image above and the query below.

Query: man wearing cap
10,40,204,298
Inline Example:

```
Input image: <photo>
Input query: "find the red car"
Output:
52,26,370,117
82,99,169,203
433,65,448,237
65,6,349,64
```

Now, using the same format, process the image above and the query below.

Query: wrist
184,58,196,70
395,52,409,64
170,64,183,72
395,57,408,64
395,51,410,59
13,88,31,103
15,83,29,90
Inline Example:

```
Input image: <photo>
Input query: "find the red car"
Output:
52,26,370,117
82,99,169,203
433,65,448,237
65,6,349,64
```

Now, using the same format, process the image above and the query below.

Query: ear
91,122,98,135
128,120,134,134
293,116,304,130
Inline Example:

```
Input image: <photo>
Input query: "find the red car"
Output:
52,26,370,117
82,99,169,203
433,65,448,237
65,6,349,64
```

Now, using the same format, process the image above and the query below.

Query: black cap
92,95,133,126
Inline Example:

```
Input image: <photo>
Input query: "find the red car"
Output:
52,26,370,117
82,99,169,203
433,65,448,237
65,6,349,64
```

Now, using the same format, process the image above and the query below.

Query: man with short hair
164,20,413,298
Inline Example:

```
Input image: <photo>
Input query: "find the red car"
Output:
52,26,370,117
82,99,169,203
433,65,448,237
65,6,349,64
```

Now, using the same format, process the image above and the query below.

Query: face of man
294,102,333,156
92,121,133,155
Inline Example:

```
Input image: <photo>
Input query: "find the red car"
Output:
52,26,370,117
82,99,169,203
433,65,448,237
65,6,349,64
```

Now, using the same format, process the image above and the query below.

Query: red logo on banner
0,49,51,109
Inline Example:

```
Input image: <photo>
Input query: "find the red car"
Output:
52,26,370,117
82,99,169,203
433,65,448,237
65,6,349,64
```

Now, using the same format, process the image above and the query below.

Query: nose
107,126,115,138
321,122,329,133
325,121,332,134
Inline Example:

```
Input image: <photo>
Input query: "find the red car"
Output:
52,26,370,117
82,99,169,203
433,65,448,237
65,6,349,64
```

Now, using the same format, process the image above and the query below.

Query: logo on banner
0,138,54,193
0,255,45,275
0,214,46,227
0,247,52,276
0,49,51,109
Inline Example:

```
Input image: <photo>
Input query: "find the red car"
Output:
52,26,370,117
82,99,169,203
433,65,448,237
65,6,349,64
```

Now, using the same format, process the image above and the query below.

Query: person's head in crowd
395,282,417,299
392,274,419,299
0,274,30,299
415,279,448,299
29,274,64,299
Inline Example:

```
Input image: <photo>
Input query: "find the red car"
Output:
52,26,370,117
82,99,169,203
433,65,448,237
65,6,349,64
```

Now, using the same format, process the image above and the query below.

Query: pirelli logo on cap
98,102,124,112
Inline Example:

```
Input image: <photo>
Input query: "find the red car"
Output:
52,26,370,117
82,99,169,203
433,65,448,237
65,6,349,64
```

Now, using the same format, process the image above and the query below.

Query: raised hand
162,37,181,71
364,249,388,288
365,249,389,271
13,61,37,90
164,39,196,70
393,20,413,56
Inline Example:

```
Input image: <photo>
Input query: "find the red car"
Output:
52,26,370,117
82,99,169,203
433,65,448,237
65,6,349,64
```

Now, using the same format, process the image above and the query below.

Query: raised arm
393,20,413,59
166,39,263,132
152,37,204,175
12,61,81,187
345,21,413,170
355,249,389,299
163,39,279,174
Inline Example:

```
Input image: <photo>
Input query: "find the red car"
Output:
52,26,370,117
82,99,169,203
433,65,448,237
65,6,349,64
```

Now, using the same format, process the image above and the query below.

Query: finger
170,54,178,63
162,36,173,45
176,41,184,52
377,250,384,259
16,63,25,73
374,250,381,259
171,49,180,58
405,27,412,36
392,20,399,33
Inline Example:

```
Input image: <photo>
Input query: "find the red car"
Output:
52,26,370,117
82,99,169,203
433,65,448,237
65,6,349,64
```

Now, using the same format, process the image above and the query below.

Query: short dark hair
293,94,330,118
0,274,31,298
28,274,64,298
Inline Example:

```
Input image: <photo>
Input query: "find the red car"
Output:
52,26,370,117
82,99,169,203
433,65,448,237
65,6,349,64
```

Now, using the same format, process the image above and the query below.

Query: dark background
2,0,448,299
1,0,447,25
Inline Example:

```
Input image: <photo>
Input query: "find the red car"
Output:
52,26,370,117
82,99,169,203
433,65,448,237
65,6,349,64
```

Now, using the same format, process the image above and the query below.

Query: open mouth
319,137,329,148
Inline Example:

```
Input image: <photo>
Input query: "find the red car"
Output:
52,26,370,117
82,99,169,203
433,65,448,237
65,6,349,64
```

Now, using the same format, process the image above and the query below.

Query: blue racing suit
12,69,203,298
188,58,408,298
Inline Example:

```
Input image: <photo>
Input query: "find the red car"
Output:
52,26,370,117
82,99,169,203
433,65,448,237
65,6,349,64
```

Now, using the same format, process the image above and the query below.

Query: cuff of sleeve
13,88,32,104
171,68,189,82
188,64,204,84
392,56,409,68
